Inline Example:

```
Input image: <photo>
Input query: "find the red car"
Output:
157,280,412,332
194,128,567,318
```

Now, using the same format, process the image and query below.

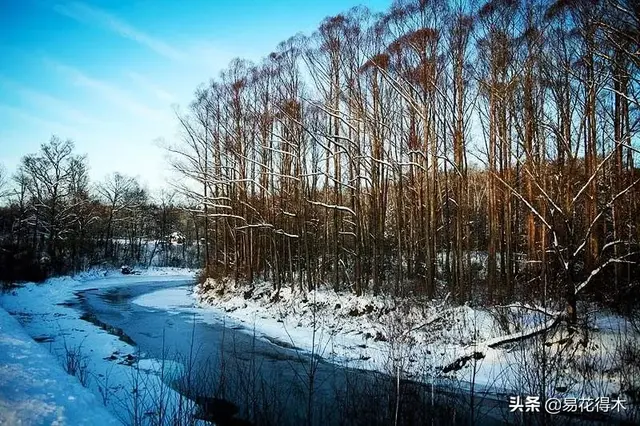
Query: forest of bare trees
1,2,640,425
169,0,640,318
0,137,202,282
0,0,637,320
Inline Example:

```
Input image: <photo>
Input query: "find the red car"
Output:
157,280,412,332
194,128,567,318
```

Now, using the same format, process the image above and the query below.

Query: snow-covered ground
0,267,199,426
180,278,639,416
2,267,638,424
0,305,121,426
137,278,514,394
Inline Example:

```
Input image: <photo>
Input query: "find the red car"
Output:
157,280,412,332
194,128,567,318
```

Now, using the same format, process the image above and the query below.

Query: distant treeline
0,137,203,283
167,0,639,317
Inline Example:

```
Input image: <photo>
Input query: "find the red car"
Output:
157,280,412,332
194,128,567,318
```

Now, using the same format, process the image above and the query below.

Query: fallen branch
494,303,562,318
440,314,563,373
485,315,562,349
442,351,485,374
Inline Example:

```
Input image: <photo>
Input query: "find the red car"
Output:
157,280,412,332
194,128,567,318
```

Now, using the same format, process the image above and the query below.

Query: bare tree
20,136,88,272
0,163,7,199
164,0,639,321
97,172,140,260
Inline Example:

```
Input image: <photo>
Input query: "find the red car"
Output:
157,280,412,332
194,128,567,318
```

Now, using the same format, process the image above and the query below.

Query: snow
0,267,200,426
0,305,120,426
133,277,639,412
133,286,196,312
134,278,512,390
2,266,637,424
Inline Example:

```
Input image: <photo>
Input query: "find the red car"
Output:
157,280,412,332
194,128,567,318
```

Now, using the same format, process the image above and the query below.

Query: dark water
74,280,614,426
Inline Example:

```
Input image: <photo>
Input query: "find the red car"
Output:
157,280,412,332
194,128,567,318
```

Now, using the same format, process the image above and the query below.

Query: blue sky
0,0,389,191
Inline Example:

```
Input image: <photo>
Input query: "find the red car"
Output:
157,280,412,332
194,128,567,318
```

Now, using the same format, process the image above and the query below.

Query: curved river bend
74,279,611,426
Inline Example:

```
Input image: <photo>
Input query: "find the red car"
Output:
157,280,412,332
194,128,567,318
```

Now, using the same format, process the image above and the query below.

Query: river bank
1,269,637,425
0,269,504,425
0,304,121,425
0,268,200,425
190,277,639,423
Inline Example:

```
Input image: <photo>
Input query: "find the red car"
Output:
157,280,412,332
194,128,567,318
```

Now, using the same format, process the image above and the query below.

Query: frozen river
75,279,507,425
72,278,617,426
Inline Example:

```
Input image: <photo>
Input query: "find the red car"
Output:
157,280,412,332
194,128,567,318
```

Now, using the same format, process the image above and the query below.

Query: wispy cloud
182,40,237,74
45,58,167,120
0,103,79,136
53,1,234,73
0,76,99,126
127,72,176,103
54,1,184,61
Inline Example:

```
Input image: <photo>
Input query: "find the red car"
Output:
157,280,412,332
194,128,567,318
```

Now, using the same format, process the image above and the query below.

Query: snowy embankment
3,267,636,424
178,278,638,408
136,278,515,392
180,279,513,394
0,305,120,426
0,267,198,426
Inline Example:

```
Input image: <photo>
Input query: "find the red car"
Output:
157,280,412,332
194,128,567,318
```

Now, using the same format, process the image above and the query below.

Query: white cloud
16,2,240,190
45,59,168,121
127,72,176,103
54,1,184,61
53,2,235,74
0,76,99,126
0,103,79,136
